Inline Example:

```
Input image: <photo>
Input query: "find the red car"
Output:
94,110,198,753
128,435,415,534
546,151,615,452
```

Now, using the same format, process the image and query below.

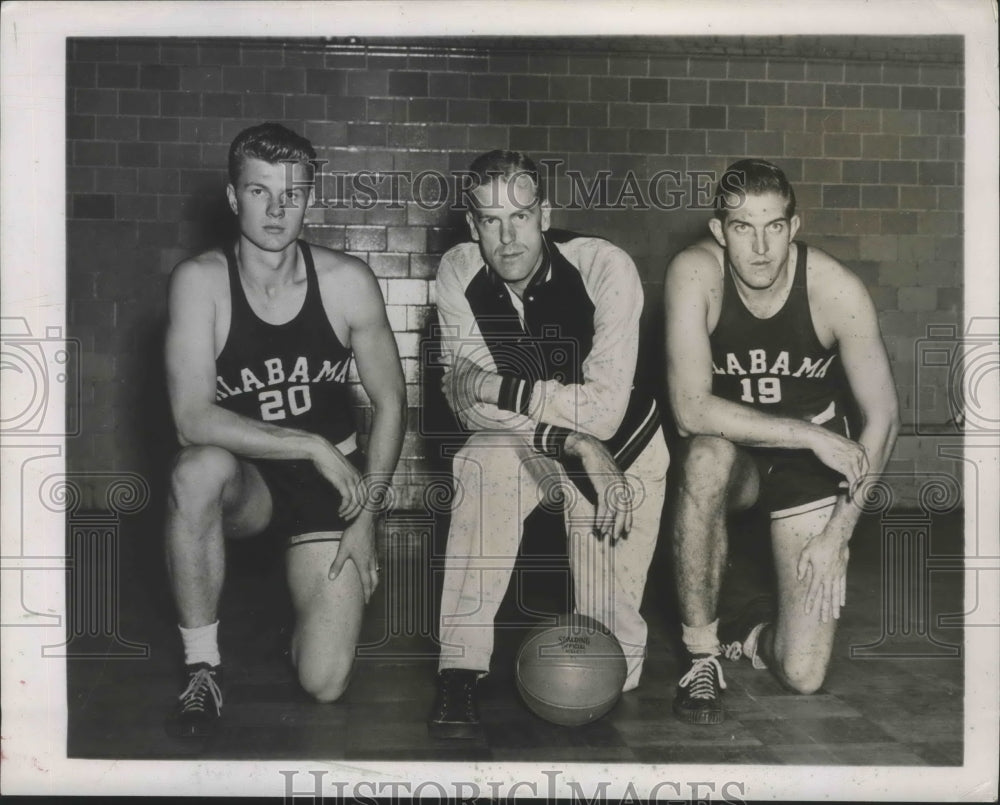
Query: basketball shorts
748,407,852,520
252,436,365,544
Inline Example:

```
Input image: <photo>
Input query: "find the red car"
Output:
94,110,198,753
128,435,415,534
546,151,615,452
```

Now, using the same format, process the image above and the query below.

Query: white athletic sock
179,621,221,667
682,619,721,656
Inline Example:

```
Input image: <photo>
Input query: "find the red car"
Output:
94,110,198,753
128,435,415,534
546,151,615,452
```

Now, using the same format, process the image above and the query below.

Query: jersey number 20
259,385,312,421
740,377,782,404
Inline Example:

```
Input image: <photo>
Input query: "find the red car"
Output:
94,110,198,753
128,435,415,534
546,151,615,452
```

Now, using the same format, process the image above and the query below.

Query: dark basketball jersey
710,241,849,426
214,240,356,447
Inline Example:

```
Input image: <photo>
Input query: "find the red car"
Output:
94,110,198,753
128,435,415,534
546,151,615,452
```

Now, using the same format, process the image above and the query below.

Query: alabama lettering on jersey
710,241,850,426
214,240,357,448
215,355,351,402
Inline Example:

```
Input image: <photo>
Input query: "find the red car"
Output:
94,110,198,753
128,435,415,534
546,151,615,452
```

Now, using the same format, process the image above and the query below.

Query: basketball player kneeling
664,159,899,724
163,124,405,739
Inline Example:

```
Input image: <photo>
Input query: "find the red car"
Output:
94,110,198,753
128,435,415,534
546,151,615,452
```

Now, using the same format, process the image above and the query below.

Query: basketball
514,614,627,726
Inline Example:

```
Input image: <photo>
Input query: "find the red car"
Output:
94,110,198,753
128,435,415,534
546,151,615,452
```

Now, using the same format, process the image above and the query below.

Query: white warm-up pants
437,428,669,692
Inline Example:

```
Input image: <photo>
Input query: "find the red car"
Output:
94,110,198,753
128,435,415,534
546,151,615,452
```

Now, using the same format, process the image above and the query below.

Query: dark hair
465,149,544,205
713,159,796,221
227,123,317,187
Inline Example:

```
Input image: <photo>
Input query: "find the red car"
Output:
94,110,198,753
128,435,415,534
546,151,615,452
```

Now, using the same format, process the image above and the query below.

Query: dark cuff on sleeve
497,374,532,415
533,422,572,459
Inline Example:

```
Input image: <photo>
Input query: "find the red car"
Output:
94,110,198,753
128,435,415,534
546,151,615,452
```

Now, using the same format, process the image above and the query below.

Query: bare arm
809,257,900,533
165,257,363,515
794,256,899,622
322,258,407,599
338,263,407,521
664,246,867,487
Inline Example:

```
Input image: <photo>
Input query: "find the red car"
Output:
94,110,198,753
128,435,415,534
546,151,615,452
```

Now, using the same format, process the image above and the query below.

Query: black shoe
720,594,775,669
427,669,483,739
167,662,224,739
672,653,726,725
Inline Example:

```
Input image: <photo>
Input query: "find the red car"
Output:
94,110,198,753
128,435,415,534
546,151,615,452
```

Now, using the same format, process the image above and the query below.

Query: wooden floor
67,506,964,765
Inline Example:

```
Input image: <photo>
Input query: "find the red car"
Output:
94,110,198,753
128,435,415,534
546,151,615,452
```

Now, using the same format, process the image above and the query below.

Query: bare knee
776,656,827,695
301,676,349,704
170,445,240,511
685,435,738,470
685,436,739,476
298,659,353,704
681,436,740,494
783,673,824,696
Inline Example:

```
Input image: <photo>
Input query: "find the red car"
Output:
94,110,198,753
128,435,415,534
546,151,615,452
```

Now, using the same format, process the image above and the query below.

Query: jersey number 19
740,377,782,404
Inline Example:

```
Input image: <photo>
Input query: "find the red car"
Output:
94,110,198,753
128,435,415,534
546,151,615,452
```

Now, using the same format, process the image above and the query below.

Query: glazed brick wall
66,37,964,510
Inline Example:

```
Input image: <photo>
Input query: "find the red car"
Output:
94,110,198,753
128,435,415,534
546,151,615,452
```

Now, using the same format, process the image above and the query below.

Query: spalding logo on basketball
515,613,627,726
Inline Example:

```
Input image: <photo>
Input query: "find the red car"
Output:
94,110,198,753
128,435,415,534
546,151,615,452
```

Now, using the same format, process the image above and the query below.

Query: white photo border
1,0,997,800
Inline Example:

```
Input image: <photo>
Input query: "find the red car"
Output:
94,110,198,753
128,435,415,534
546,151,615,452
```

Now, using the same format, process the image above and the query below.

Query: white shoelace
722,641,744,661
179,668,223,714
678,655,726,699
722,623,769,670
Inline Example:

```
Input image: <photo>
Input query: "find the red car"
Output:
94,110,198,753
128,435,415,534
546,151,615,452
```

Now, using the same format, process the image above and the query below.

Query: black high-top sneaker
673,653,726,725
167,662,224,739
427,668,484,739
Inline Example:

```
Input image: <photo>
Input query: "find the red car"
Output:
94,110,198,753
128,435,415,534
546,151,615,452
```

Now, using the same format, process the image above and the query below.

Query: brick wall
66,36,964,510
